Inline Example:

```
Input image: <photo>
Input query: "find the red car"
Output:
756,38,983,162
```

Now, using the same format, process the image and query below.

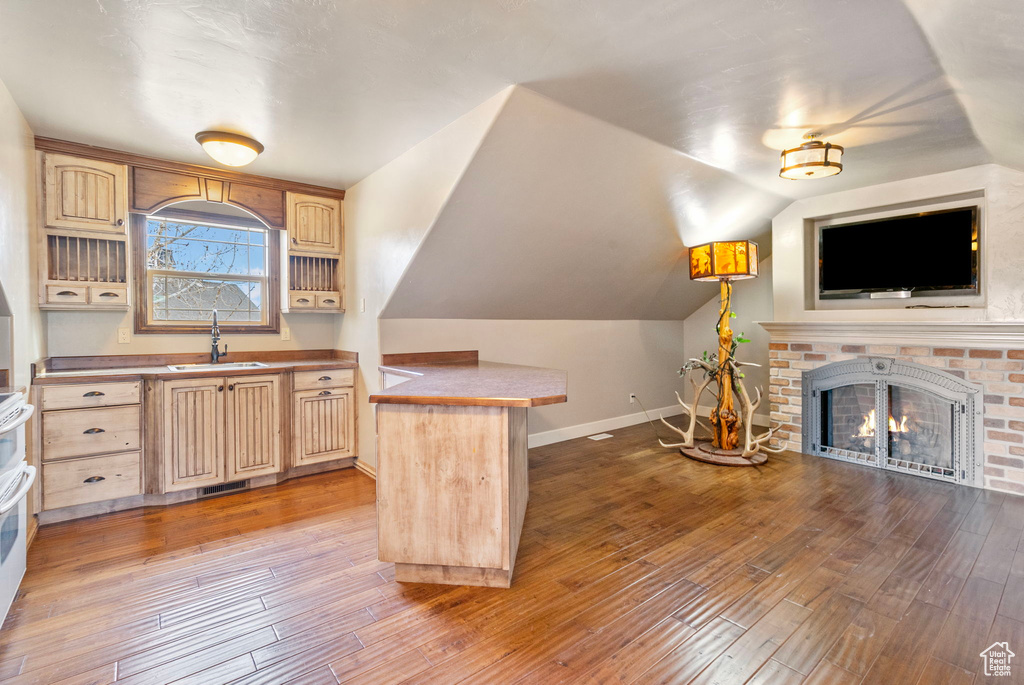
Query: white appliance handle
0,404,34,436
0,464,35,515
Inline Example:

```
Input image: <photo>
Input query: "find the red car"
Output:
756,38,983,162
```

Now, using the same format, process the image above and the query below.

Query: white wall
0,79,44,386
772,164,1024,323
683,257,773,419
45,310,337,357
337,88,511,467
380,319,689,443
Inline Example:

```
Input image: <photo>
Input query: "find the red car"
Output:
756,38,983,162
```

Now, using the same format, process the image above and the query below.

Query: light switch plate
281,328,291,341
117,328,130,344
360,298,366,313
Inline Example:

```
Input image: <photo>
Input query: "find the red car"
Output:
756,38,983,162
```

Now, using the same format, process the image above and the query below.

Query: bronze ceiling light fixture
195,131,265,167
779,133,843,180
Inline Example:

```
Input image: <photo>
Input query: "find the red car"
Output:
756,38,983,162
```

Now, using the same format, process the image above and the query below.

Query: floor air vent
200,480,249,497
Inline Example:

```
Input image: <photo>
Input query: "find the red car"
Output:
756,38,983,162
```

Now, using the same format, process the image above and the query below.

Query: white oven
0,391,36,625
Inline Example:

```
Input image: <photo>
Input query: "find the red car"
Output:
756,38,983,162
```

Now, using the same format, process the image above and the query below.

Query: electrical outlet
281,328,291,341
117,328,130,344
629,393,636,404
360,298,366,313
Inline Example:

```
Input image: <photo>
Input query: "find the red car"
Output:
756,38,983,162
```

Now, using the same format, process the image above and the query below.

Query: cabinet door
293,388,354,465
225,375,282,480
44,153,127,233
287,192,342,255
163,378,225,492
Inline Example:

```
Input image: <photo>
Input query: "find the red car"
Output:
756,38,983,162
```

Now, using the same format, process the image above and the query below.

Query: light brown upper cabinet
286,192,342,255
43,153,127,234
225,375,282,480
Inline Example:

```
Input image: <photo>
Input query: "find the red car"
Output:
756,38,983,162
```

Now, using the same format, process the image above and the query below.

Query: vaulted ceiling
1,0,1020,321
0,0,1012,194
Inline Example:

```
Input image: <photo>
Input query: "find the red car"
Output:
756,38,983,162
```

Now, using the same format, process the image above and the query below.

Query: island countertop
370,351,567,408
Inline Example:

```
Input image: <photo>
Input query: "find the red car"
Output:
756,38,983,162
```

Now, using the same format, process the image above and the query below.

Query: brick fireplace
760,322,1024,495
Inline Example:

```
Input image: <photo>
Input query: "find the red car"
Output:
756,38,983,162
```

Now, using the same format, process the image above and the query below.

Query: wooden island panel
372,352,564,588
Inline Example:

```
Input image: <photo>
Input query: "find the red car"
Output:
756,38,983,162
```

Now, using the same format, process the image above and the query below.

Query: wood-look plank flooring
3,420,1023,684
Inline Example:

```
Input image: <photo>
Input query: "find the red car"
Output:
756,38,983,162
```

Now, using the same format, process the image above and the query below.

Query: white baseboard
354,459,376,480
527,403,771,449
528,403,684,448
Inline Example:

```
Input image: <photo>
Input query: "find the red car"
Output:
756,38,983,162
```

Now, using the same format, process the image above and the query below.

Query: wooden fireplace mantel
759,320,1024,348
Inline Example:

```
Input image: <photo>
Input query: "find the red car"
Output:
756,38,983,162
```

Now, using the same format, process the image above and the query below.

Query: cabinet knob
218,385,224,392
318,390,332,396
83,476,105,483
83,427,106,434
318,376,332,381
228,384,235,391
116,218,124,226
83,391,105,397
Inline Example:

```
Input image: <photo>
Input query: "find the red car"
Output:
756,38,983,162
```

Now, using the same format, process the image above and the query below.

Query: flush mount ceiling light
195,131,264,167
779,133,843,180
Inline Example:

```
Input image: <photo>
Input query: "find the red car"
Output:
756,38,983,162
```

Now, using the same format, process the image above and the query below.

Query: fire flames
854,409,909,438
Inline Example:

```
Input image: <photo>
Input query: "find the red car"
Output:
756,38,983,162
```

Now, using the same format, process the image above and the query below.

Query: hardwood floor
3,420,1023,684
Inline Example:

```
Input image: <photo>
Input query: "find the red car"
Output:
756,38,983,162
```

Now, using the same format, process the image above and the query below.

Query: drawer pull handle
83,391,105,397
318,376,332,381
84,476,105,483
296,298,310,304
56,290,78,296
322,299,336,304
318,391,332,396
98,292,119,298
83,427,106,434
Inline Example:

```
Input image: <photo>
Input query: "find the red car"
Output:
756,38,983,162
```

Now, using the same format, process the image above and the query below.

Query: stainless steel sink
166,362,270,372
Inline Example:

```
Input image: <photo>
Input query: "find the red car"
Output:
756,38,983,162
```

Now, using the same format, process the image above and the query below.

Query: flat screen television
818,206,979,299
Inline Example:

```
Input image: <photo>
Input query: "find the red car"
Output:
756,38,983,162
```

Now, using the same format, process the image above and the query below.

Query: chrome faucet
211,309,228,364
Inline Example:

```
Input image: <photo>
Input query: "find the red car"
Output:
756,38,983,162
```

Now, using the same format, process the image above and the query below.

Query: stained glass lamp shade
688,240,759,282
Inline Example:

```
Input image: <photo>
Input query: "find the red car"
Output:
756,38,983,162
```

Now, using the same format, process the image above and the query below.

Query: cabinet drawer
88,285,128,306
316,292,342,309
289,291,317,309
41,381,141,411
43,452,141,510
45,285,87,305
293,368,354,391
42,405,141,460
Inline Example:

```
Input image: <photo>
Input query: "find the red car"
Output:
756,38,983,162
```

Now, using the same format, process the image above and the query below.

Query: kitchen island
370,351,567,587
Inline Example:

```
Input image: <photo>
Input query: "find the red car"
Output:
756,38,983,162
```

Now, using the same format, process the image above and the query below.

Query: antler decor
661,239,783,466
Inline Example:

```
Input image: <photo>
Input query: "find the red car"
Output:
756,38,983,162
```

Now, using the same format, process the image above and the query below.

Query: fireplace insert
803,357,982,485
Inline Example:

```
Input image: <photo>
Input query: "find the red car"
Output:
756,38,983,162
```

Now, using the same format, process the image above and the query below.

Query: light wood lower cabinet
43,452,142,510
37,381,143,512
162,377,225,492
35,366,355,516
293,387,354,465
226,376,282,480
162,375,282,492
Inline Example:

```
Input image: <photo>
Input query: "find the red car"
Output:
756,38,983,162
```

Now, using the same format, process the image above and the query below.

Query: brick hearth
768,341,1024,495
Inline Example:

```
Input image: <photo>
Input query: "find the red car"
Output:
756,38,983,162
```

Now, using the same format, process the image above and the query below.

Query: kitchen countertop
371,357,567,408
33,356,358,385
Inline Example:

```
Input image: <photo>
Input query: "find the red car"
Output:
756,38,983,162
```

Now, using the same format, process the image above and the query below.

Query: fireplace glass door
818,381,956,478
887,385,954,477
820,383,877,460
